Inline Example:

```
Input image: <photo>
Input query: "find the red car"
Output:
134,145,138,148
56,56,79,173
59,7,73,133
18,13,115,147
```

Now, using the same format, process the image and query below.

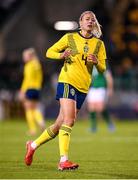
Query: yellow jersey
21,58,43,92
46,32,106,93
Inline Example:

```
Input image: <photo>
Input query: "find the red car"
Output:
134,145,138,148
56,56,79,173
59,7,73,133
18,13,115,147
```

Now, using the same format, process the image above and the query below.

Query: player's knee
97,106,104,112
51,123,60,134
24,101,36,109
95,103,104,113
63,118,75,127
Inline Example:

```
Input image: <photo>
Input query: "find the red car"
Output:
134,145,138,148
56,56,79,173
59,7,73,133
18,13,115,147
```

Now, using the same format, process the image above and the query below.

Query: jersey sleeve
20,66,29,92
46,34,68,59
21,79,28,92
96,41,107,73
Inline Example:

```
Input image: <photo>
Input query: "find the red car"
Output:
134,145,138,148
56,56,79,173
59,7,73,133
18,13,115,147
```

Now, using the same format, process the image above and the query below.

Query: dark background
0,0,138,120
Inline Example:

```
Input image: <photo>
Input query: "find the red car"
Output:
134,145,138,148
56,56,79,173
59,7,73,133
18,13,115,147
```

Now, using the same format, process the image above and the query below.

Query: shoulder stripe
93,40,102,57
67,34,79,56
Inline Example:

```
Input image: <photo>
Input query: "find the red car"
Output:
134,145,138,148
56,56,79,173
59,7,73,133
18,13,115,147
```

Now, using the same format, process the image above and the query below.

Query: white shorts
87,87,107,103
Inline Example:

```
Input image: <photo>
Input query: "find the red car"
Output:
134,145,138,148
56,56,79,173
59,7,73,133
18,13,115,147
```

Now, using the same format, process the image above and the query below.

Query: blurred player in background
24,11,107,170
87,67,115,132
19,48,45,135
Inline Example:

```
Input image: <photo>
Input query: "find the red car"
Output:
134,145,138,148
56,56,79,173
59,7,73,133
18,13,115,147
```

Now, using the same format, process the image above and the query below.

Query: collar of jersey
78,31,94,39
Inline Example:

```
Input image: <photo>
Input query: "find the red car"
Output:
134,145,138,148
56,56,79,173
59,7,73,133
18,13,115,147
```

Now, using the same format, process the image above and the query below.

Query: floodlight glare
54,21,78,31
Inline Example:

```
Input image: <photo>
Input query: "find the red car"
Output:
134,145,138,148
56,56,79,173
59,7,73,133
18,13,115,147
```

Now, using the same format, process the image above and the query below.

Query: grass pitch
0,119,138,179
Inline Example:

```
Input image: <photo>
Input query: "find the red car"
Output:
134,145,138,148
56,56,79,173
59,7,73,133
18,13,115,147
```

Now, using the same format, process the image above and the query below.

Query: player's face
23,52,31,63
80,13,96,32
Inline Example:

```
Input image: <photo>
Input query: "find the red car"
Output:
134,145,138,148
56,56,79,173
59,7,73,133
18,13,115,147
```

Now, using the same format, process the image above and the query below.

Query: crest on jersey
70,88,75,96
83,45,89,53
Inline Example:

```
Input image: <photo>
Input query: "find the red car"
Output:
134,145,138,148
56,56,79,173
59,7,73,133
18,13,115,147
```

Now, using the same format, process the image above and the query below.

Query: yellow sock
25,109,37,133
59,125,72,157
33,108,45,126
34,126,57,147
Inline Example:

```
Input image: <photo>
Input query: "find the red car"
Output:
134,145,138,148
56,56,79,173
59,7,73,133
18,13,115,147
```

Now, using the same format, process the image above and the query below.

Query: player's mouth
87,25,93,28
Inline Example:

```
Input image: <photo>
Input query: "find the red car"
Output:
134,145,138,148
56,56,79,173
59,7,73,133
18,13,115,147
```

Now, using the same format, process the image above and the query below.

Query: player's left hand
87,54,98,65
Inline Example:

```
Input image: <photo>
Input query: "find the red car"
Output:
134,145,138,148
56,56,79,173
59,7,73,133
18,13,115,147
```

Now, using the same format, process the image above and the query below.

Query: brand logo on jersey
70,88,75,96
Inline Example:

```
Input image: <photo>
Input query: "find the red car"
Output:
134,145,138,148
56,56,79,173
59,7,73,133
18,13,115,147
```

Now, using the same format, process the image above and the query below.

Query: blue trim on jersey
56,83,87,109
25,89,40,100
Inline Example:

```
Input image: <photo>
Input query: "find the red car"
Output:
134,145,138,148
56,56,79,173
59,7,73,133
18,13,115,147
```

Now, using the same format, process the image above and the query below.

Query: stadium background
0,0,138,179
0,0,138,120
0,0,138,119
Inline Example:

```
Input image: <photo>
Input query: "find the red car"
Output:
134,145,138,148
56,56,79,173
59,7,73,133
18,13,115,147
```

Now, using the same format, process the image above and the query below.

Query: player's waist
58,77,91,93
24,84,42,90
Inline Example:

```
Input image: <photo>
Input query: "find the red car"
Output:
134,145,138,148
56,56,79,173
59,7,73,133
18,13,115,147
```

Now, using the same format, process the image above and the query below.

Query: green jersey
91,66,107,88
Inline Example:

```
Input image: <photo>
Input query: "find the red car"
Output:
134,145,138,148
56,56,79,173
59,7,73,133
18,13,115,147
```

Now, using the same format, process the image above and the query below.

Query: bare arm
106,70,114,97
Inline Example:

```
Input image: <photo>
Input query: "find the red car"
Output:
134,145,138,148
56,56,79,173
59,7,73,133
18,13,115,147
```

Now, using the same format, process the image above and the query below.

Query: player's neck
80,30,92,38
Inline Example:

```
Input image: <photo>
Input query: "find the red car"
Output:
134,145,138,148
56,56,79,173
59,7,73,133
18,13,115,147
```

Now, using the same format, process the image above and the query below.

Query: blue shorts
25,89,40,100
56,83,87,109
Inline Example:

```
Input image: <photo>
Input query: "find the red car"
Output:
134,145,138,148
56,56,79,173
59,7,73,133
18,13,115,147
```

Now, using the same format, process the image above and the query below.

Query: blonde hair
79,11,102,38
22,48,37,57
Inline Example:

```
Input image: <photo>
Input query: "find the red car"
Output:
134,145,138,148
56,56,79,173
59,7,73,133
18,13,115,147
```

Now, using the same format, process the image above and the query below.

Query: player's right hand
60,49,72,59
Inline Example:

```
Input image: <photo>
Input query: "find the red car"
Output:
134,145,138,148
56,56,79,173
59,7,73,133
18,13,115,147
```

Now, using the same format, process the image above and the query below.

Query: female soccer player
87,67,115,132
19,48,45,135
25,11,107,170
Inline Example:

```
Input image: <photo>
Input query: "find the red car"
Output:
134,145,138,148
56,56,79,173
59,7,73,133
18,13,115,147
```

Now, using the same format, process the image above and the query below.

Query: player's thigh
87,102,97,111
60,98,76,122
24,99,38,109
95,101,105,112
